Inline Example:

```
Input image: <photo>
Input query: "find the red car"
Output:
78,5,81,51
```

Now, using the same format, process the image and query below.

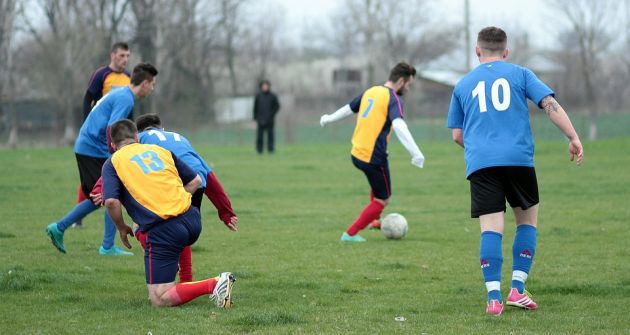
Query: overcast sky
272,0,553,48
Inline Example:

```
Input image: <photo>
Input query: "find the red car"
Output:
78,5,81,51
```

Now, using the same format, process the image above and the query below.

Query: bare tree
333,0,460,85
0,0,18,147
218,0,246,96
550,0,616,140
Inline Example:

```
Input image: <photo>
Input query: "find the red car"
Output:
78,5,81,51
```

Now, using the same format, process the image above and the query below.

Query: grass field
1,138,630,334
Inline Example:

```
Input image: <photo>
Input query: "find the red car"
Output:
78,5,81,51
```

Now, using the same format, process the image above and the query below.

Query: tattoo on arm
541,96,561,115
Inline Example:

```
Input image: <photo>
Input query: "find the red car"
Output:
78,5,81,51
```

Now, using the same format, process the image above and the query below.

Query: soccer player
72,42,131,228
134,113,238,281
320,62,425,242
447,27,584,315
46,63,158,256
102,119,235,307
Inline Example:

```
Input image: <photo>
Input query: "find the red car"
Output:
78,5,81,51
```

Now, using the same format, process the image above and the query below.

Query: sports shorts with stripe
144,207,202,284
351,155,391,200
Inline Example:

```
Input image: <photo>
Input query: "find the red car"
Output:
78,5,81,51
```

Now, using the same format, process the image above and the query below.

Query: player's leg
470,167,508,315
99,211,133,256
72,184,86,228
368,191,381,230
204,172,237,227
342,157,390,242
146,208,234,307
505,167,540,310
46,154,105,253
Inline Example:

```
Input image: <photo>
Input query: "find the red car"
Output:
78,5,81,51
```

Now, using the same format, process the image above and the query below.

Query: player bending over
320,62,425,242
102,119,235,307
447,26,584,315
92,113,238,282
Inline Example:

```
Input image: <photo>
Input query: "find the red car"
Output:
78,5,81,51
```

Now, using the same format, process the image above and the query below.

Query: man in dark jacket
253,80,280,154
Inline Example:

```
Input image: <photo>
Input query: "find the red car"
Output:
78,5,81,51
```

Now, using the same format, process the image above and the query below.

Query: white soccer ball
381,213,408,240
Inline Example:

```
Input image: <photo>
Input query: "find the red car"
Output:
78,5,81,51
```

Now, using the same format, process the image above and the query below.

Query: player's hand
569,138,584,165
89,192,103,206
411,154,425,168
119,225,134,249
320,114,331,127
225,216,238,232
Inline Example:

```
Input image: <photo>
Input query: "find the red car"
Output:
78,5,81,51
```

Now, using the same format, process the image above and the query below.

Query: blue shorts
352,155,391,200
144,207,201,284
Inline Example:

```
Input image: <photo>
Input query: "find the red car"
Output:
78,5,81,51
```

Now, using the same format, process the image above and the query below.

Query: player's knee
375,198,389,206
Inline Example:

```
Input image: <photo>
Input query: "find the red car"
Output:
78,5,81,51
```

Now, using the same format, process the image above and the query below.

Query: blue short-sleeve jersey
75,86,135,158
138,128,211,188
447,61,553,177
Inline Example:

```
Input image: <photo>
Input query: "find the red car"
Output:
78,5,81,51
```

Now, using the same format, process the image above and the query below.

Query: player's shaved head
110,119,138,146
477,26,507,54
136,113,162,132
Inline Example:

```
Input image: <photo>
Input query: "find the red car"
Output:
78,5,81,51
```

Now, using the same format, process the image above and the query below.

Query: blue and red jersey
87,66,131,101
101,143,198,232
349,86,405,165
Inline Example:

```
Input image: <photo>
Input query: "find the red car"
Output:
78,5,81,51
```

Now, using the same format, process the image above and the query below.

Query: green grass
1,138,630,334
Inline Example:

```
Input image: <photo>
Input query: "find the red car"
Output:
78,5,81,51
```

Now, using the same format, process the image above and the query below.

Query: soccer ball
381,213,408,240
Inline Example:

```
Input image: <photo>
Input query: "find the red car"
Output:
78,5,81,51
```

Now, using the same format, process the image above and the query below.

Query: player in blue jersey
101,119,235,307
46,63,158,256
71,42,132,229
447,27,584,315
320,62,425,242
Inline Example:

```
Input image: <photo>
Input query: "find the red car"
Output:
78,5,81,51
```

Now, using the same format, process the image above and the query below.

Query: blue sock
102,211,116,250
480,231,503,303
57,200,98,232
512,224,537,294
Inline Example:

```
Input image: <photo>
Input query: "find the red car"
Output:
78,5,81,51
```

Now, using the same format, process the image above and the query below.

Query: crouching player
101,119,235,307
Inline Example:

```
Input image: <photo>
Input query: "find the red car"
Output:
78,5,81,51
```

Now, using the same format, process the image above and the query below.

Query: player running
46,63,158,256
447,27,584,315
101,119,235,307
320,62,425,242
72,42,131,228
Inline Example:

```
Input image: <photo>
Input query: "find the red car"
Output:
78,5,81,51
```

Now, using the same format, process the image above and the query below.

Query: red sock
346,200,385,236
178,246,193,283
204,172,236,224
76,184,87,203
167,277,218,306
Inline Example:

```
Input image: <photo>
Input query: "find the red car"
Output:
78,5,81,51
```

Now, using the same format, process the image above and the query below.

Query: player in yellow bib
320,62,425,242
101,119,235,308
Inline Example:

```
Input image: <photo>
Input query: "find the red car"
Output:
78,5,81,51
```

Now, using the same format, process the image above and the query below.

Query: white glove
320,114,331,127
411,154,425,168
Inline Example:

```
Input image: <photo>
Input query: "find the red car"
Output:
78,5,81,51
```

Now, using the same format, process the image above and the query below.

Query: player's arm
320,105,354,127
83,69,104,120
320,93,362,127
452,128,464,148
540,95,584,165
392,118,425,168
82,90,97,120
102,160,134,249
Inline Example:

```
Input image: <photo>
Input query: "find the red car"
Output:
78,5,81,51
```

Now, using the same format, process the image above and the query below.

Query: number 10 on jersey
471,78,511,112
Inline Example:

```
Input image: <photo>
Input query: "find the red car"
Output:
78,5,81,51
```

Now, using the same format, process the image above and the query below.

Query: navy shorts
144,207,202,284
352,155,391,200
468,166,539,218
